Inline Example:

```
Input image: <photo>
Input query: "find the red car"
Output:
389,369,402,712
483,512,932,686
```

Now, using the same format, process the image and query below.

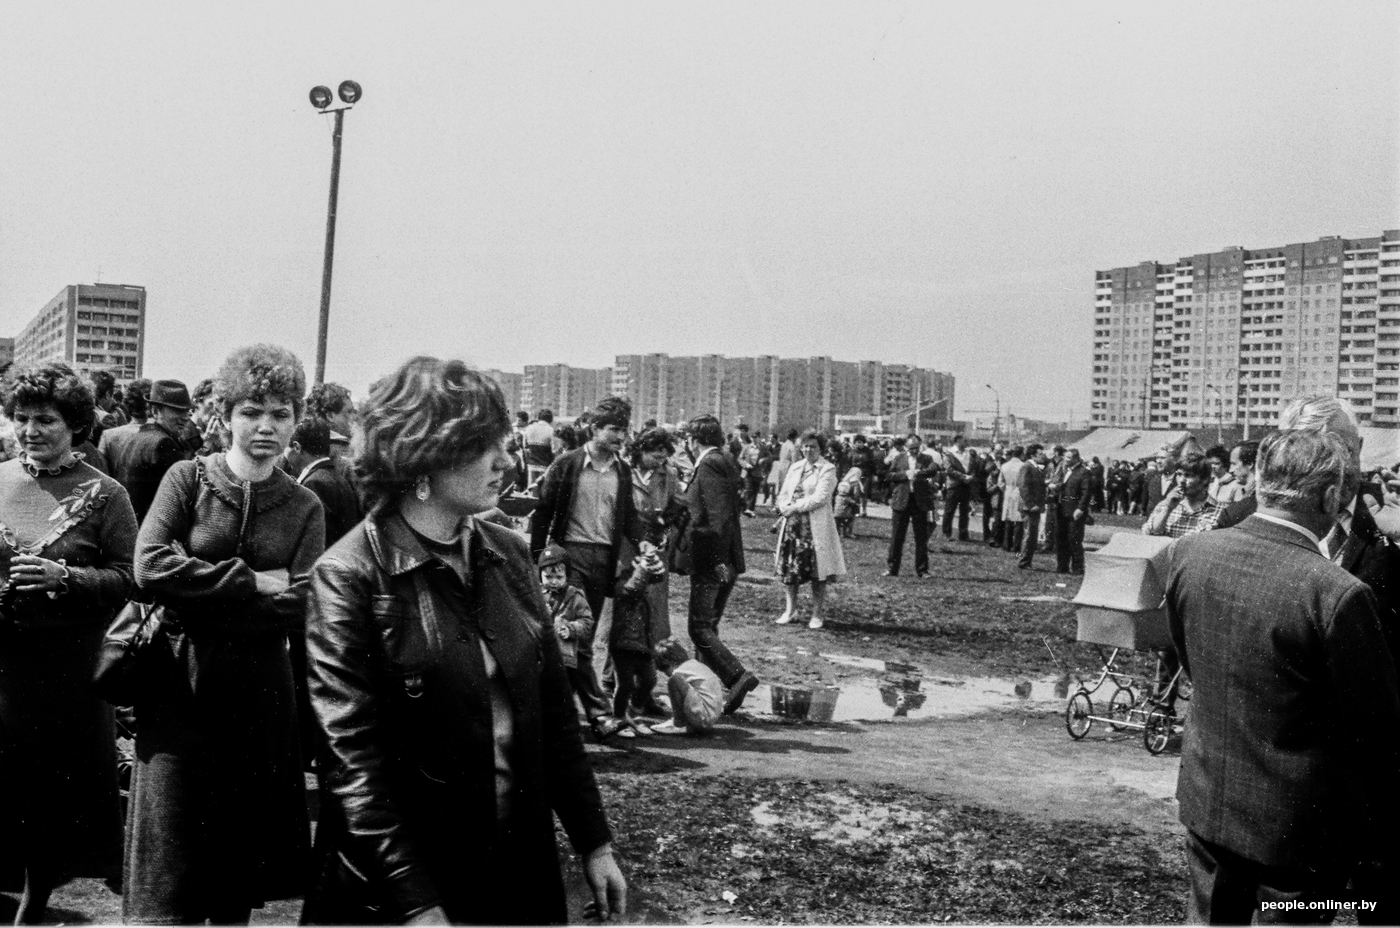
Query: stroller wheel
1144,707,1174,755
1065,690,1093,740
1108,686,1135,732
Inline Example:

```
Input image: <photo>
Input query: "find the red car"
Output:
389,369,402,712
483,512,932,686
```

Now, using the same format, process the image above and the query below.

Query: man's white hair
1278,393,1356,433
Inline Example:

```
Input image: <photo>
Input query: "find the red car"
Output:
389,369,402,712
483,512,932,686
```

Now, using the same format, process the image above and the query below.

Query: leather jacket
304,507,611,924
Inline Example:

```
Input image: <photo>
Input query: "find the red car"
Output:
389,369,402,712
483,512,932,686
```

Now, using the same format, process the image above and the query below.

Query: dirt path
590,706,1183,835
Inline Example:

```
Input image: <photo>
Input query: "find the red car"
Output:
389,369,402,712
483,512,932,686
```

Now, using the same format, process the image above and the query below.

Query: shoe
592,717,624,740
744,510,755,518
882,569,898,577
631,721,654,737
723,671,760,715
775,611,794,625
916,570,928,579
652,720,690,735
808,615,824,630
614,726,637,739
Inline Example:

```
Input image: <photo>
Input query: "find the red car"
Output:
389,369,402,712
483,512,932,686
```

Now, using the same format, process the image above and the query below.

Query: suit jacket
1018,461,1047,513
684,447,745,576
1057,464,1091,517
1168,516,1400,867
1144,466,1169,513
885,451,938,512
107,422,190,522
299,458,364,546
530,447,640,578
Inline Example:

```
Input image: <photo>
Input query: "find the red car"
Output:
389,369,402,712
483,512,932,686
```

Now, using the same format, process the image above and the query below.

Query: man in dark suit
1017,444,1048,570
284,417,362,546
682,414,759,714
1167,429,1400,924
1055,448,1090,575
106,379,192,522
884,434,938,578
941,434,973,541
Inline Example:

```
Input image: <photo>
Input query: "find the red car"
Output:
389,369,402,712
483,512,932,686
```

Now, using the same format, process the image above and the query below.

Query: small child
538,544,595,717
833,465,864,538
650,638,724,736
609,541,668,737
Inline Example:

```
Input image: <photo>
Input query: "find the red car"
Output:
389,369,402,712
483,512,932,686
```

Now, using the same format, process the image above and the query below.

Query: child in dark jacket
539,544,595,713
609,540,667,737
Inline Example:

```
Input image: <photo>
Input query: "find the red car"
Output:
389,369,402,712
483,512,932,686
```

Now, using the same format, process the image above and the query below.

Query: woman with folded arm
123,344,325,925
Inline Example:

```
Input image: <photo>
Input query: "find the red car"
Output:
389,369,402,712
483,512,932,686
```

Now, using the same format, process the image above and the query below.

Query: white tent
1360,426,1400,473
1069,428,1198,464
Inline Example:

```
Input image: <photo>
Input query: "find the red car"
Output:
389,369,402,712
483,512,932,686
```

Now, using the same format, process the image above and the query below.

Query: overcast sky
2,1,1396,422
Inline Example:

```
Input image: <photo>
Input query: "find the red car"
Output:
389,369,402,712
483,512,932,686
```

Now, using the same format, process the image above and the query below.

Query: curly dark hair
89,369,117,399
214,344,307,419
123,378,152,421
797,428,827,453
306,382,354,420
3,363,97,443
356,357,512,509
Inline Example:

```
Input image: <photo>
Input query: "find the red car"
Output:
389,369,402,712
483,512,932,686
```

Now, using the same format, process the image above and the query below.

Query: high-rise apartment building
613,354,954,435
481,369,523,413
12,284,146,385
1092,230,1400,430
519,364,613,418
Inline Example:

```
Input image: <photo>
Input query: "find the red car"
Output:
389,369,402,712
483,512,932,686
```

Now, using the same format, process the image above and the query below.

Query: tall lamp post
1205,383,1223,446
984,384,1001,443
308,80,363,386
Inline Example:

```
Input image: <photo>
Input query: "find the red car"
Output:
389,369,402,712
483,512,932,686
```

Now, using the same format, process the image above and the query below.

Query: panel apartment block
1092,230,1399,431
13,284,146,385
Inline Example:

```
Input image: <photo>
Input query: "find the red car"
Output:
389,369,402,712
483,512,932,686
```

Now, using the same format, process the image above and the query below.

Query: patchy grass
570,773,1186,924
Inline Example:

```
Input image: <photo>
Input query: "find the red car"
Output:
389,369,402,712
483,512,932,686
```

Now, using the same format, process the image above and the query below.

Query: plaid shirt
1146,496,1224,538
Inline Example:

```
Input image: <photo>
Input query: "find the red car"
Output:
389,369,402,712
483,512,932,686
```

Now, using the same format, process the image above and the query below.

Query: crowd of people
3,354,1399,924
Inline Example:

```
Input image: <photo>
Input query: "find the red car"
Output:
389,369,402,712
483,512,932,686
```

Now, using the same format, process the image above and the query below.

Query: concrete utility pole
308,80,362,386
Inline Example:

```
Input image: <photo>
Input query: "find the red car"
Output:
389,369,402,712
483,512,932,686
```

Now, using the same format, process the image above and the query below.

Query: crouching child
651,638,724,735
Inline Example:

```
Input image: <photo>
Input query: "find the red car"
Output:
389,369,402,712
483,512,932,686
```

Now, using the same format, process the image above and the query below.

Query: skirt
776,513,818,585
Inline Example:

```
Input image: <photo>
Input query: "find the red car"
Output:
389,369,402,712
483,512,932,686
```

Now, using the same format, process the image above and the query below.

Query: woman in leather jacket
303,358,626,926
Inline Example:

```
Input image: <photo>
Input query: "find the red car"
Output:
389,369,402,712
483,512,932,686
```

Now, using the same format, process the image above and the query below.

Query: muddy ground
25,509,1195,925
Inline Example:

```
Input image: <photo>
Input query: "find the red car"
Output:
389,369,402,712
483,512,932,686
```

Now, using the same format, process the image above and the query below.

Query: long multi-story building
1091,230,1400,430
613,354,954,435
11,283,146,385
518,364,612,418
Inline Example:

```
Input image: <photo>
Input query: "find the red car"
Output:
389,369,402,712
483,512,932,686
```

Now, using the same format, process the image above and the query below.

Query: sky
2,1,1397,423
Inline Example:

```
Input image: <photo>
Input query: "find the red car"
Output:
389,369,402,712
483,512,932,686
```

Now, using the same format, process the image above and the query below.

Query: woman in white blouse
774,430,847,629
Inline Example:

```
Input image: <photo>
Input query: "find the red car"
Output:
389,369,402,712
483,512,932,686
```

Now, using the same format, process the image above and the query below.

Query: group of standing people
0,352,627,925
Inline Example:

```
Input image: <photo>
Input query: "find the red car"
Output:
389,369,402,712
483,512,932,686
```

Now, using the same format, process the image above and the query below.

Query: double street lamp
308,80,363,386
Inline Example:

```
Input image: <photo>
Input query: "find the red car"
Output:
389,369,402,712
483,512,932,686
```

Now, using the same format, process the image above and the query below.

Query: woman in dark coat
303,357,626,926
0,364,136,924
124,345,325,924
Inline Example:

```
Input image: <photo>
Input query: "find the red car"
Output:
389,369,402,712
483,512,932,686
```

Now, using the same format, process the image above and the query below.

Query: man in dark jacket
1167,429,1400,924
530,397,641,734
1018,444,1048,570
681,414,759,714
1055,448,1089,575
285,417,362,546
106,379,192,522
884,435,939,578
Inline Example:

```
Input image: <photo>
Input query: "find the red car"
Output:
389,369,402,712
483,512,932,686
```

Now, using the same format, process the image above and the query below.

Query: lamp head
337,80,363,104
309,85,334,109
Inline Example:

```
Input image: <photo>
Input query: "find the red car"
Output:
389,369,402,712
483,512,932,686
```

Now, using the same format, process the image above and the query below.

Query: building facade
519,364,613,418
12,284,146,385
1092,230,1400,430
481,369,523,413
613,354,955,435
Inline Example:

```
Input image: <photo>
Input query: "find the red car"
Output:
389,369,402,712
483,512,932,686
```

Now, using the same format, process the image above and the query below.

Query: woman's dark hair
356,357,512,509
89,369,116,400
1232,440,1259,469
554,422,580,451
688,415,725,449
1204,444,1230,468
215,344,307,420
629,427,675,467
3,363,97,444
797,428,827,453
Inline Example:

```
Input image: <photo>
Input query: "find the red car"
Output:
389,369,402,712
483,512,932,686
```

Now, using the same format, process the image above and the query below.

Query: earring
415,475,432,502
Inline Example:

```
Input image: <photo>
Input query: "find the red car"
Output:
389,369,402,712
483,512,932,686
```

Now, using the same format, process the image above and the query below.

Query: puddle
754,650,1063,722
